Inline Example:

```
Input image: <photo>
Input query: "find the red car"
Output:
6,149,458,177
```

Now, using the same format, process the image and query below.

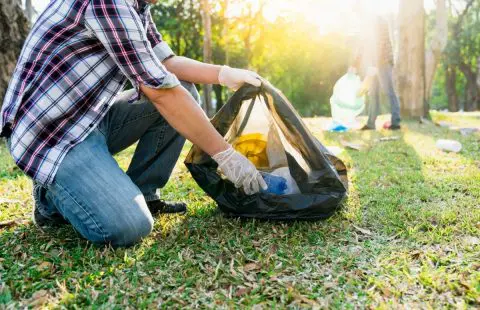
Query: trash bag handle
235,96,256,137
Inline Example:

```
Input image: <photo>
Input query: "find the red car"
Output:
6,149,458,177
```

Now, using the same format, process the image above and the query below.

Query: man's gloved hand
218,65,262,91
212,146,268,195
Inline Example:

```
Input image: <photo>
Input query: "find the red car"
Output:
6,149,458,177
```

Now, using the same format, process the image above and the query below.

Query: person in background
349,1,401,130
0,0,267,247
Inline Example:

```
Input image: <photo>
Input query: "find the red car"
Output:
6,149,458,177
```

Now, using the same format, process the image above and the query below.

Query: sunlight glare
226,0,438,36
226,0,405,35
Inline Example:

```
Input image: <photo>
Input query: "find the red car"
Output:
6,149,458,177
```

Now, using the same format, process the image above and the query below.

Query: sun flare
225,0,404,35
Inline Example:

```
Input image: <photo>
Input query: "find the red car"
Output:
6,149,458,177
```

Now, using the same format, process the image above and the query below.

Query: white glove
212,146,268,195
218,65,262,91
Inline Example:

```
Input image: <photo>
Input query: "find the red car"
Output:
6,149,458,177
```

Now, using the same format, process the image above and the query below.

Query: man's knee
103,199,154,247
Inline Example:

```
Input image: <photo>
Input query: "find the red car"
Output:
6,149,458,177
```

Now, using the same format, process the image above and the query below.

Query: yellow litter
233,133,269,168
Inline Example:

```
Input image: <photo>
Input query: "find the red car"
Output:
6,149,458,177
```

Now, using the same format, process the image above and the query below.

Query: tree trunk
459,63,479,111
25,0,35,22
200,0,213,117
425,0,447,103
396,0,426,118
476,56,480,110
0,0,30,106
464,79,479,111
445,64,458,112
213,84,224,113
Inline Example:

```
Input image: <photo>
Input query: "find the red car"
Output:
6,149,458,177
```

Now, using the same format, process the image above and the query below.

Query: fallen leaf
410,250,422,259
29,290,50,307
0,198,22,204
289,287,321,308
235,286,250,297
377,136,400,142
381,287,392,297
252,304,266,310
0,219,29,228
37,261,53,271
269,244,279,255
435,121,452,128
341,141,364,151
230,259,237,276
0,220,18,228
464,236,480,246
458,128,479,136
352,224,373,236
244,263,261,272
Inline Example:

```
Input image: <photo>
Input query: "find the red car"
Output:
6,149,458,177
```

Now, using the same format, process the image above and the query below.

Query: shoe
383,123,402,130
147,200,187,215
360,125,375,131
32,182,67,229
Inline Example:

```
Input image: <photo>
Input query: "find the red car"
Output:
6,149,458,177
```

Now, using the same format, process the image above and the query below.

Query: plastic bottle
436,139,462,153
271,167,301,195
260,172,288,195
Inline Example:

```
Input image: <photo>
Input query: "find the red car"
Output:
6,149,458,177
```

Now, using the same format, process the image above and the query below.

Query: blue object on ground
260,172,288,195
329,124,349,132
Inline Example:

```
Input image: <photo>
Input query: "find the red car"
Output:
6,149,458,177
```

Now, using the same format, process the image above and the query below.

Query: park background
1,0,480,117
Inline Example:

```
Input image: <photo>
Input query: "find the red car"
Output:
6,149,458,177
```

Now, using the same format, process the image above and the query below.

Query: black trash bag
184,81,348,220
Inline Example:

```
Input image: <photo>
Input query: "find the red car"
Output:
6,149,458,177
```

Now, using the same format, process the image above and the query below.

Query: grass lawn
0,113,479,308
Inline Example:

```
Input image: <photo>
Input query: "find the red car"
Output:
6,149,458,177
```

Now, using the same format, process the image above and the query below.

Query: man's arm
163,56,261,90
140,84,228,156
163,56,221,85
140,84,267,195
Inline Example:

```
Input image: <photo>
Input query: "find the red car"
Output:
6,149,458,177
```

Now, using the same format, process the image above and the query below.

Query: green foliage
151,0,351,117
430,63,466,111
257,20,350,116
434,0,480,111
152,0,202,60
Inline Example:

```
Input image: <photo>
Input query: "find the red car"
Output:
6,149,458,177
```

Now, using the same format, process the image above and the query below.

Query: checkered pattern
1,0,179,185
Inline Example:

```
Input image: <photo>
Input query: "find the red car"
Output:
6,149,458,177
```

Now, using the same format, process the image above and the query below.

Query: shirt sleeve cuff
153,41,175,62
129,72,180,103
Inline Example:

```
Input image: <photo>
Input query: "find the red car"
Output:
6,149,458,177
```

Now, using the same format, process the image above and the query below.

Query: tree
151,0,350,117
445,63,459,111
200,0,214,116
152,0,203,60
396,0,426,118
0,0,29,106
425,0,448,106
25,0,36,22
443,0,479,111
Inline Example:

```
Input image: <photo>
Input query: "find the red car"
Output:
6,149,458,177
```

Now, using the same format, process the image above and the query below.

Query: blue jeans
366,66,401,128
34,81,200,247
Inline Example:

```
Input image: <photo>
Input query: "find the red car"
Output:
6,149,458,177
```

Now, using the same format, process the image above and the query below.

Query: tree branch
453,0,475,35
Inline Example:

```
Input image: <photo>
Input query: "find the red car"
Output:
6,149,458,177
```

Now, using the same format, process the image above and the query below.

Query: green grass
1,113,479,308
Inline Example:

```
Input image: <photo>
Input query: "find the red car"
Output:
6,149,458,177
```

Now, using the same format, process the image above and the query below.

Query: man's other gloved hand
212,146,268,195
218,65,262,91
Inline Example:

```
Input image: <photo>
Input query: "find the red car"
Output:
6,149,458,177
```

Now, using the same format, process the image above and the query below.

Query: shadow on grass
1,123,479,307
323,127,428,235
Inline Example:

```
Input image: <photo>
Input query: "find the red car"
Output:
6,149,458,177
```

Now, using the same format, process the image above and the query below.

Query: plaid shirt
1,0,179,185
